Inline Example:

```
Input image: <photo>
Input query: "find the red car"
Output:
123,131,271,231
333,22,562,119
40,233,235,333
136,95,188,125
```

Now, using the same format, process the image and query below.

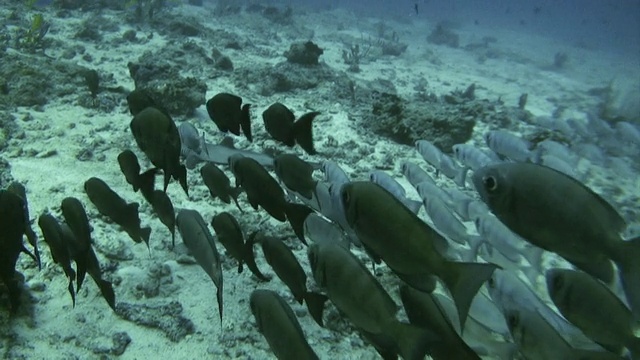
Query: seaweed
15,13,50,53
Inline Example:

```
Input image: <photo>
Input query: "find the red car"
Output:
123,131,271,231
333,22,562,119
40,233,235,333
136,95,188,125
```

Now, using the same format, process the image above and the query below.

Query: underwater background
0,0,639,359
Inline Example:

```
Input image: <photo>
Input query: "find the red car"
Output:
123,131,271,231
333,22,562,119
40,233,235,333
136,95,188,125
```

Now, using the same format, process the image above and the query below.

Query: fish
303,213,350,248
340,181,499,329
211,212,268,281
84,177,151,248
126,88,167,117
230,155,311,244
0,190,33,312
249,289,319,360
423,194,481,248
452,144,496,171
369,170,421,214
400,285,481,360
320,160,349,185
546,268,640,357
487,269,600,351
206,92,252,142
483,130,533,162
307,241,437,360
415,140,467,186
472,162,640,319
503,304,621,360
261,235,311,306
274,154,317,200
262,102,319,155
130,107,188,195
38,213,76,307
400,160,435,189
200,163,243,212
7,182,41,270
117,149,157,201
149,190,176,249
176,209,223,321
179,122,273,169
60,197,93,292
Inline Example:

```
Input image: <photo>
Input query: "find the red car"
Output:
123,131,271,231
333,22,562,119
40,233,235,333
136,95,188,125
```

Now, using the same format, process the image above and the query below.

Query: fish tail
285,202,313,246
96,278,116,311
304,291,328,327
453,167,468,188
177,164,188,197
243,234,269,282
388,320,439,360
293,111,320,155
67,279,76,308
216,285,223,322
440,261,499,331
240,104,252,142
615,236,640,324
140,226,151,249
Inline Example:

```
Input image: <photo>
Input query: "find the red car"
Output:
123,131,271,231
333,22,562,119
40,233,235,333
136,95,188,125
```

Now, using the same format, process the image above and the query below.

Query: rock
427,24,460,48
115,301,195,342
284,41,323,65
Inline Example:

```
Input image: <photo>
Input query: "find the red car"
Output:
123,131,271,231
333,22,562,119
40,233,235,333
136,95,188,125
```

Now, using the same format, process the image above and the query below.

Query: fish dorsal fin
220,136,236,148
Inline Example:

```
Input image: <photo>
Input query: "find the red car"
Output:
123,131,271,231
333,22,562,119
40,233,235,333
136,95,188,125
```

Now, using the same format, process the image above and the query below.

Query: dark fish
126,89,167,117
60,197,116,310
176,209,223,321
400,285,481,360
60,221,116,311
60,197,93,292
211,212,268,281
7,182,41,270
117,149,157,201
274,154,317,200
149,190,176,249
262,102,319,155
308,242,437,360
130,106,188,195
341,181,499,329
38,213,76,306
250,289,319,360
230,155,311,244
84,177,151,248
546,268,640,357
261,235,309,304
472,162,640,319
0,190,34,312
200,163,243,212
206,92,252,142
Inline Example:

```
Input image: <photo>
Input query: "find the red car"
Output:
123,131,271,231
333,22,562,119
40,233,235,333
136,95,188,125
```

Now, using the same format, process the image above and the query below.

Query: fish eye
482,175,498,192
507,313,519,328
341,188,350,206
487,275,496,288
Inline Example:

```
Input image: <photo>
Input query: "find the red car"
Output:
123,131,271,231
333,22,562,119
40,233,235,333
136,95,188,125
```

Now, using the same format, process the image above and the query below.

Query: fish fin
20,244,38,265
162,170,171,193
440,261,499,331
237,262,243,274
521,266,540,285
243,233,270,282
177,165,188,197
453,168,468,188
293,111,320,155
184,153,200,170
304,291,329,327
240,104,252,142
568,256,614,284
96,278,116,311
199,131,209,157
140,226,151,249
397,272,437,293
232,187,244,213
285,202,313,246
521,245,544,272
628,336,640,360
75,257,88,293
406,199,422,214
465,236,484,261
388,321,440,360
216,283,223,322
68,279,76,308
616,236,640,324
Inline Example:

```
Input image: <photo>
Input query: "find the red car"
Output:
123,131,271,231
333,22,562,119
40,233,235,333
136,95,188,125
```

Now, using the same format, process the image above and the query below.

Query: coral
284,41,324,65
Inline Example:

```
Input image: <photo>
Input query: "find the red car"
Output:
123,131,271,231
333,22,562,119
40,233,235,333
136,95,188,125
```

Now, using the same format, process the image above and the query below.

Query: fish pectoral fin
389,321,441,360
